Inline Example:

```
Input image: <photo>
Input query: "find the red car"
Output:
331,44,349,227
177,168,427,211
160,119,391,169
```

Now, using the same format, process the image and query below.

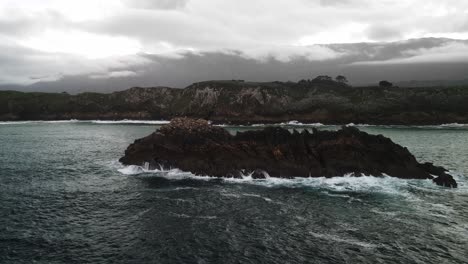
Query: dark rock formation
2,80,468,125
119,118,457,188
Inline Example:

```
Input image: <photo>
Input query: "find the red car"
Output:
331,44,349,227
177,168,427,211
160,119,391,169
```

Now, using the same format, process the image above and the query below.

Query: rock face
2,80,468,125
120,118,457,188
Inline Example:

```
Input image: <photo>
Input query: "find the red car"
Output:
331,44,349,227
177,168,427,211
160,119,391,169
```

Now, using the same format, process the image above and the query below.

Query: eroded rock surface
120,118,457,188
2,80,468,125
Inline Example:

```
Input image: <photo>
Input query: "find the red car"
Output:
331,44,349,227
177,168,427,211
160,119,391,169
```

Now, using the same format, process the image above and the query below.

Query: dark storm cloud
0,43,58,83
0,40,150,84
5,38,467,94
1,0,468,90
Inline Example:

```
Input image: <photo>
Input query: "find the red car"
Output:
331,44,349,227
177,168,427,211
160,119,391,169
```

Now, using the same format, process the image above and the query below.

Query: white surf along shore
1,119,468,129
113,161,467,194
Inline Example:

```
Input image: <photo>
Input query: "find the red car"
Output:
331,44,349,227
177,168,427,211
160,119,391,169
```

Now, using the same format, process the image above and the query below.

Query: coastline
1,119,468,128
2,80,468,125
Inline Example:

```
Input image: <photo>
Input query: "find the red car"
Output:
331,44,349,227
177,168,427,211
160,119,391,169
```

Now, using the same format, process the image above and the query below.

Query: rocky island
1,78,468,125
120,118,457,188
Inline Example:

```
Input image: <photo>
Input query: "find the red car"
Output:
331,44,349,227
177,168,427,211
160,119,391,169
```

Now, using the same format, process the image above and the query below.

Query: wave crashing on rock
119,118,457,188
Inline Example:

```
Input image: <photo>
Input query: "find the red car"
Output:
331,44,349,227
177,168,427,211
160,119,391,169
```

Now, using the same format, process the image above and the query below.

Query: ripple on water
1,123,468,264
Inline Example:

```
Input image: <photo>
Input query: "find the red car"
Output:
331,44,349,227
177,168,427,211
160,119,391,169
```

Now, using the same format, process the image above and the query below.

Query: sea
0,120,467,264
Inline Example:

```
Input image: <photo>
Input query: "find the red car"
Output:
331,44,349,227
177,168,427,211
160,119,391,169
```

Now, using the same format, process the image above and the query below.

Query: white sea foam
344,123,468,129
1,119,467,130
118,165,147,175
217,121,325,127
170,213,217,219
405,123,468,129
0,119,169,125
221,123,265,127
0,121,32,125
91,120,170,125
251,121,325,127
308,231,377,248
236,175,413,196
278,120,325,126
241,193,273,202
115,163,425,195
233,122,468,129
439,123,468,127
320,191,352,199
241,122,468,129
219,190,274,202
0,119,79,125
116,163,214,180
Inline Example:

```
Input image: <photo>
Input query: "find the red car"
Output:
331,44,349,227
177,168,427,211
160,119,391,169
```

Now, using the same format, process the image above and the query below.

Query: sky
1,0,468,91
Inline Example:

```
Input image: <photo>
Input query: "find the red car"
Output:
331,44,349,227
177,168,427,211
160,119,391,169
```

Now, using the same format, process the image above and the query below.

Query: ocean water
0,121,467,264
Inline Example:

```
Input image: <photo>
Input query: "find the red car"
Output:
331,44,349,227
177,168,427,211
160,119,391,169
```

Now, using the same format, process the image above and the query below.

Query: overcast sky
1,0,468,91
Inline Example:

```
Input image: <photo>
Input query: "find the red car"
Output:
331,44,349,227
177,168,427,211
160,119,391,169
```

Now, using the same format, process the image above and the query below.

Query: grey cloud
80,10,329,53
123,0,189,10
7,0,467,62
0,41,149,85
0,19,35,36
79,2,350,52
319,0,353,6
327,38,466,62
90,70,139,79
2,0,468,92
352,42,468,65
365,24,402,41
5,52,348,93
82,11,235,49
3,38,468,94
0,44,56,83
0,11,66,37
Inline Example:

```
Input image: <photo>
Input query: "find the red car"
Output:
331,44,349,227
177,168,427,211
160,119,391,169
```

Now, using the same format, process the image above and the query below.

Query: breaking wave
0,119,169,125
439,123,468,128
278,120,325,126
1,119,467,130
115,162,459,196
250,121,325,127
0,119,79,125
91,120,170,125
346,123,468,129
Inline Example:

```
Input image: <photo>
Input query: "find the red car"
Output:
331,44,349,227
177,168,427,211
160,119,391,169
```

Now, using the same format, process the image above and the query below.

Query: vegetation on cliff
1,79,468,124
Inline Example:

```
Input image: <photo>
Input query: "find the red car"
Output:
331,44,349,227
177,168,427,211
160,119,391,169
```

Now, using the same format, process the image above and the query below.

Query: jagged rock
119,118,457,188
2,80,468,125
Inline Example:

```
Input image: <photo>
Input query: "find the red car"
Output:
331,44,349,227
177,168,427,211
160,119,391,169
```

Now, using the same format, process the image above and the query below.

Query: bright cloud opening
19,30,142,59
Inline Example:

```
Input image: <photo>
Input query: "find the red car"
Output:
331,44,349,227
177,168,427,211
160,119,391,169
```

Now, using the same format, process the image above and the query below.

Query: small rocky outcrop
119,118,457,188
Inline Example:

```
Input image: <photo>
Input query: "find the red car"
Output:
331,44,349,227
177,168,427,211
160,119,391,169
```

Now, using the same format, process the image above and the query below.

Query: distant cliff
1,80,468,125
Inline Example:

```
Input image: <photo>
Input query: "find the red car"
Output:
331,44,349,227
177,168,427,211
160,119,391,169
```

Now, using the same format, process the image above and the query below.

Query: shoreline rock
2,81,468,125
119,118,457,188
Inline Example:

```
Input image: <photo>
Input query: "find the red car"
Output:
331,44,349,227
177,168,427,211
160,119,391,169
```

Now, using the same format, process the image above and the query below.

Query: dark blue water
1,121,467,264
